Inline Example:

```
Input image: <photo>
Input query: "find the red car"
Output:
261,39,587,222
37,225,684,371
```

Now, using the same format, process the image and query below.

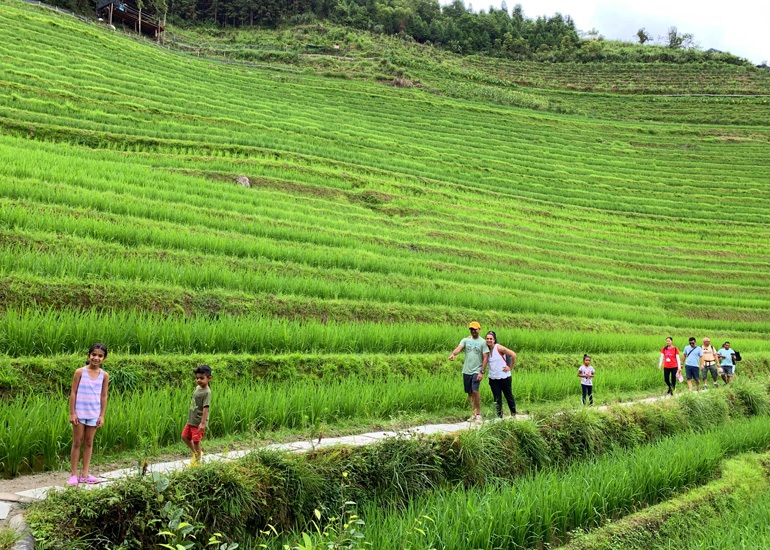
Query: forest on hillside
51,0,751,63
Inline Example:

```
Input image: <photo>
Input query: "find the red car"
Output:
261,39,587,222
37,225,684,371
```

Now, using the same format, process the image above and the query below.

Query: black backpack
733,351,742,364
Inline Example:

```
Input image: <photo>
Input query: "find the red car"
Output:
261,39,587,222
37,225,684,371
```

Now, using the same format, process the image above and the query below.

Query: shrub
726,380,770,417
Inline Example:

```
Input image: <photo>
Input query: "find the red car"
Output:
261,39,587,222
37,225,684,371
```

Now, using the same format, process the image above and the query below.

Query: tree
666,26,694,49
636,27,650,44
500,0,507,13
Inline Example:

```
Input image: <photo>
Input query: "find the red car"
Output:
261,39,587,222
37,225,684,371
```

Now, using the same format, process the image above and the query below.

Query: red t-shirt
661,346,680,368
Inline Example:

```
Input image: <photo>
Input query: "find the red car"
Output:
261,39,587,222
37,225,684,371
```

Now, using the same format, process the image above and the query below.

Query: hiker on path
68,343,110,487
449,321,489,423
182,365,212,465
718,342,736,384
658,336,681,395
484,331,517,418
578,354,595,405
701,337,720,388
683,337,703,391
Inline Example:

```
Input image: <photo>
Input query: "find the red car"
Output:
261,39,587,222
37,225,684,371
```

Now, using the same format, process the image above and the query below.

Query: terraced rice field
3,1,770,546
2,0,770,357
0,0,769,445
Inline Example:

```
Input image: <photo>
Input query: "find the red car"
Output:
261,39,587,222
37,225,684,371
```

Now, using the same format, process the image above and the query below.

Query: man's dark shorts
685,365,700,380
463,373,481,394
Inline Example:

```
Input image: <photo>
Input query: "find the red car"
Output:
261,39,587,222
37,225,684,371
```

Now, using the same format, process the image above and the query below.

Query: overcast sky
447,0,769,64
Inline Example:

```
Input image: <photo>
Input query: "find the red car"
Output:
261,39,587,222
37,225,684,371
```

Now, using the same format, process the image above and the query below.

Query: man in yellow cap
449,321,489,422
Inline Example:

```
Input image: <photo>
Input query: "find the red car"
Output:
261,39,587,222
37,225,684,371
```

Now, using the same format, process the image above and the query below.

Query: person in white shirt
484,331,518,418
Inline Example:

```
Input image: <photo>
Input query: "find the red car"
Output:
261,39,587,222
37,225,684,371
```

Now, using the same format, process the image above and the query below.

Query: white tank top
488,344,511,380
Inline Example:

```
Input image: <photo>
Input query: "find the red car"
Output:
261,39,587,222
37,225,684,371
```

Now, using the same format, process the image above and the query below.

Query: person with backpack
484,331,518,418
658,336,681,395
682,337,703,391
718,341,736,384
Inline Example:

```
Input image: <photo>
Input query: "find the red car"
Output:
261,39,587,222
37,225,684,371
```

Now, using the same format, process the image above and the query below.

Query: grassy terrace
1,1,770,414
1,0,770,362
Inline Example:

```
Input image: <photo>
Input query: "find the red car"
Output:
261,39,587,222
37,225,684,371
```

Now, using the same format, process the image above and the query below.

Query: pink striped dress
75,368,104,419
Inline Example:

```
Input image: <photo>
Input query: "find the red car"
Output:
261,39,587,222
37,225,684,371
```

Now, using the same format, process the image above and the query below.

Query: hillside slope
1,0,770,364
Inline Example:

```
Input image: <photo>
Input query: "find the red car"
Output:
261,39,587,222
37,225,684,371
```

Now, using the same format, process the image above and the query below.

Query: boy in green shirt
181,365,211,464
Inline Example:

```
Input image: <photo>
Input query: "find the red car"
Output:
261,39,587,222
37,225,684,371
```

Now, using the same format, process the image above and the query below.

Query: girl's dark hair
666,336,674,341
86,343,108,365
195,364,213,377
583,354,591,360
485,331,497,343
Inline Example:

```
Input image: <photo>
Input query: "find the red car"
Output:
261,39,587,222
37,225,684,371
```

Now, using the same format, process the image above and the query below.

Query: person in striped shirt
68,343,110,487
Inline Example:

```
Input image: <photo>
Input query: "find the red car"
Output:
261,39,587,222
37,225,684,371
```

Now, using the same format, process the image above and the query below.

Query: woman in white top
485,331,518,418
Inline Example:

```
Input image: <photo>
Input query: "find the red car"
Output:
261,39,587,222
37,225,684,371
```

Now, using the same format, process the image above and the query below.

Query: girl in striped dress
68,343,110,487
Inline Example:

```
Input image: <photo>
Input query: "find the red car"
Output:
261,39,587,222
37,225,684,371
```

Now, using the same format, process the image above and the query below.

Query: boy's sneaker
714,382,719,387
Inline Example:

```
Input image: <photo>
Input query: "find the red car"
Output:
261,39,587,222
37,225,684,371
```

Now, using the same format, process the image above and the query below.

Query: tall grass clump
725,379,770,417
26,461,258,548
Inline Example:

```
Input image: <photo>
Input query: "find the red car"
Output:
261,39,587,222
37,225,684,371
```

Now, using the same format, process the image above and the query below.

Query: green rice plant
560,451,770,549
357,416,770,549
0,528,21,550
0,395,66,476
674,490,770,549
3,308,768,358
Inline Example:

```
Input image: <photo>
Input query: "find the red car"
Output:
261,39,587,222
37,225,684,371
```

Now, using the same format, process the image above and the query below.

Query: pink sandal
79,475,100,484
67,475,79,487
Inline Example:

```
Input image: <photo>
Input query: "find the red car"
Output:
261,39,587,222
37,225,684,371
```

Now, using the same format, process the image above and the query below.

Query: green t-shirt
458,337,489,375
187,386,211,427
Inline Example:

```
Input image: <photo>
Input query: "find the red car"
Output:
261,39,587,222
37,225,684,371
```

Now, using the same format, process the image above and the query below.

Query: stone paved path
10,417,505,501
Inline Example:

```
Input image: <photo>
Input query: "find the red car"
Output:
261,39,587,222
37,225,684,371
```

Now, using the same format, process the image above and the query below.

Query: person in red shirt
658,336,681,395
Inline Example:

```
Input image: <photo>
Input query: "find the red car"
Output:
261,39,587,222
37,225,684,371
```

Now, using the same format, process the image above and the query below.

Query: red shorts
182,423,204,442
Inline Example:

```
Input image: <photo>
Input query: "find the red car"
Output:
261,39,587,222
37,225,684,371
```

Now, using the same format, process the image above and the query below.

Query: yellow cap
468,321,481,330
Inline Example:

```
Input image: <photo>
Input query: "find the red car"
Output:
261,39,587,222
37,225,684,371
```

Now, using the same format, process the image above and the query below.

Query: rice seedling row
0,364,667,476
337,416,770,549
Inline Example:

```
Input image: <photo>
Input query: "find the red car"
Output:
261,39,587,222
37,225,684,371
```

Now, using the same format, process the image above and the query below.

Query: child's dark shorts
182,423,204,442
